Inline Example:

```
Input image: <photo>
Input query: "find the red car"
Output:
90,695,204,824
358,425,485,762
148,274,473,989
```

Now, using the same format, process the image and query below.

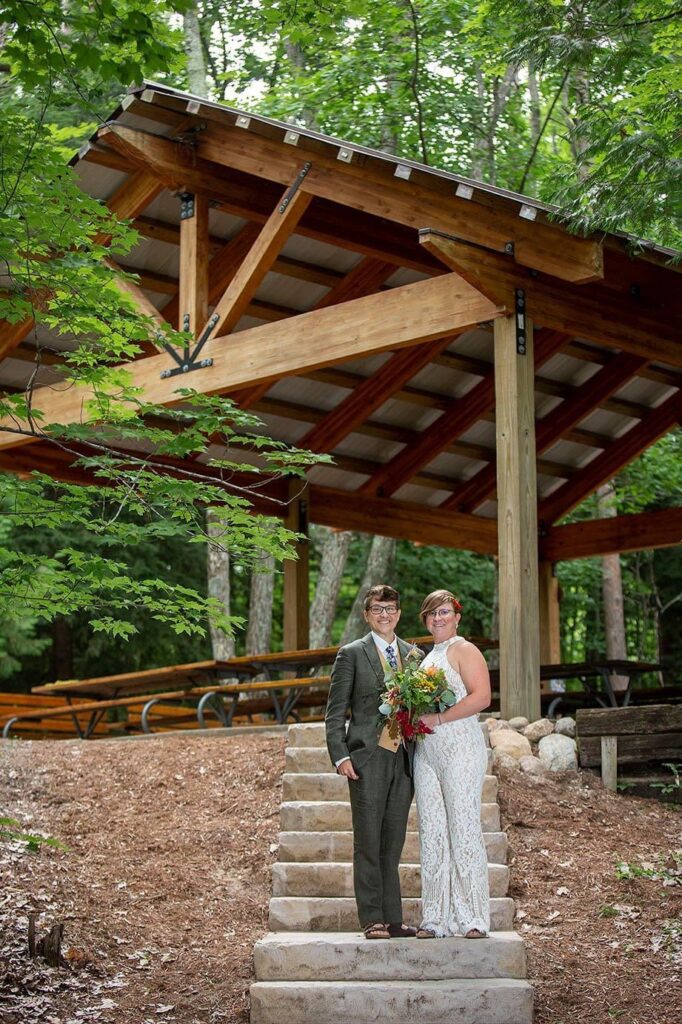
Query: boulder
554,716,576,738
492,749,518,772
486,718,513,732
509,716,529,731
538,733,578,772
523,718,554,743
490,729,532,760
519,755,546,775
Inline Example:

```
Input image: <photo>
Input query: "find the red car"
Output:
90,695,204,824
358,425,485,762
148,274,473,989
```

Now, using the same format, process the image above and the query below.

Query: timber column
494,303,541,722
283,480,310,651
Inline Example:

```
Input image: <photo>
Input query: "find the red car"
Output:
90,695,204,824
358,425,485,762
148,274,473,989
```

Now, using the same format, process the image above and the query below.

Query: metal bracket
160,311,220,378
179,191,195,220
279,162,312,214
504,241,515,256
515,288,526,355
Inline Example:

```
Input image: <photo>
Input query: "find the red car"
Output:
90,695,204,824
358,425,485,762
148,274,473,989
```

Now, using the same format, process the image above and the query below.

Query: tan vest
377,643,402,753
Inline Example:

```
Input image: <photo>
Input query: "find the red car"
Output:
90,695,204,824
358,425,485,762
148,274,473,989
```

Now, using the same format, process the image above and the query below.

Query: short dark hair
364,584,400,611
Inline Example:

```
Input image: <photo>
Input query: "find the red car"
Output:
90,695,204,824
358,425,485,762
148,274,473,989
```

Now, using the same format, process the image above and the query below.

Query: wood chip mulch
0,731,680,1024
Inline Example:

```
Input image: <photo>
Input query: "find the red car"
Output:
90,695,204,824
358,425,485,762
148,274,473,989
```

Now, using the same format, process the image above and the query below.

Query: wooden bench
576,705,682,791
0,692,112,739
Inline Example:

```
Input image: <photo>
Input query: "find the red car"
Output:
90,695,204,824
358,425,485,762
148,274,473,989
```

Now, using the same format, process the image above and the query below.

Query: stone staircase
250,722,533,1024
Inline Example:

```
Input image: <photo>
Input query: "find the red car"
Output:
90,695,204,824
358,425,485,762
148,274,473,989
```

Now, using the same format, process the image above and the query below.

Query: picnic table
533,660,664,715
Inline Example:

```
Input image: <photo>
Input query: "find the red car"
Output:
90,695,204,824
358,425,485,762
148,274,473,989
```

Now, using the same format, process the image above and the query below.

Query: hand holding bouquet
378,656,456,742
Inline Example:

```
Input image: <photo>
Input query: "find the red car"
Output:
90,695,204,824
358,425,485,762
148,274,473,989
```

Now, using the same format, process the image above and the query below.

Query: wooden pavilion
1,82,680,721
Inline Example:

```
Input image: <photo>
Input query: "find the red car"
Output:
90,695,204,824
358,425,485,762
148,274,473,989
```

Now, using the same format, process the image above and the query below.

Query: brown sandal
465,928,487,939
416,927,436,939
363,922,390,939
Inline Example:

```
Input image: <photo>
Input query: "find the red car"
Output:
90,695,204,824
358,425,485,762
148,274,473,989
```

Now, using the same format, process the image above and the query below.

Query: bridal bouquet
378,656,456,742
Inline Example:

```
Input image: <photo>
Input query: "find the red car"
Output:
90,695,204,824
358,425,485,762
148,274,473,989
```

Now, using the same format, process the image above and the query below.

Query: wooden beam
298,340,457,454
444,351,649,512
178,192,210,338
495,314,541,722
313,258,396,309
363,328,567,498
538,391,681,525
0,273,501,450
204,178,313,344
420,230,682,366
195,122,603,284
541,507,682,561
309,485,497,553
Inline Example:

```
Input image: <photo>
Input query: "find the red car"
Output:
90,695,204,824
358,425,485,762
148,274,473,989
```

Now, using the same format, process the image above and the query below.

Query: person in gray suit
325,584,417,940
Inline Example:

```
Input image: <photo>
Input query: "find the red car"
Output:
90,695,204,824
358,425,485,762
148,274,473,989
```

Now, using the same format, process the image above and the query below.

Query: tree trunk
246,556,275,655
597,481,628,691
206,509,235,660
341,535,396,644
184,6,209,96
51,616,73,680
309,528,353,648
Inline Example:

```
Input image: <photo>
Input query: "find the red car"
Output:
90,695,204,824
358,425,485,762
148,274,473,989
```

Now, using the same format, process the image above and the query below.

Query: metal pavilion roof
2,81,680,539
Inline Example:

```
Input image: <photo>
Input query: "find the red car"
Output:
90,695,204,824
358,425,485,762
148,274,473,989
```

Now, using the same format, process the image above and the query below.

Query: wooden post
539,560,561,685
283,481,310,651
495,310,541,722
601,735,618,791
178,191,209,337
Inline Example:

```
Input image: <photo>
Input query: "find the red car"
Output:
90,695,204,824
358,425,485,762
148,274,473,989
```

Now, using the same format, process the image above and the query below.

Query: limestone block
538,733,578,771
282,772,498,804
276,829,508,865
280,800,500,833
268,896,516,933
250,977,534,1024
271,861,509,898
254,930,528,982
489,729,532,760
523,718,554,742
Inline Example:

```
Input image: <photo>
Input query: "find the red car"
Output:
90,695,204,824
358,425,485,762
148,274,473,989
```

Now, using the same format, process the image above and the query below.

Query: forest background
0,0,680,691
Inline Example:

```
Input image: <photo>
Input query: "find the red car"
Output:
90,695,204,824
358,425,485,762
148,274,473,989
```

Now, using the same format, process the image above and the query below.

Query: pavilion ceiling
1,82,680,558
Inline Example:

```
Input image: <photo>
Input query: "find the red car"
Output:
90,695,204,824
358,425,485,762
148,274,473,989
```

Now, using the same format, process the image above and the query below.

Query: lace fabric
414,636,490,936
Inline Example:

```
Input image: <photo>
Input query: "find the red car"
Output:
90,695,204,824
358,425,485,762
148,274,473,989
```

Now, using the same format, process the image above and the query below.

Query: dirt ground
0,730,680,1024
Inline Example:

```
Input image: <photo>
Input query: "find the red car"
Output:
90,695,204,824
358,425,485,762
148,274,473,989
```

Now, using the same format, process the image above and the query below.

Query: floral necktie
385,644,398,670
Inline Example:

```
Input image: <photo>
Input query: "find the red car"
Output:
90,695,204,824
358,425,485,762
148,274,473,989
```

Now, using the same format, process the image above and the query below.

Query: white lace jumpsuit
414,636,490,936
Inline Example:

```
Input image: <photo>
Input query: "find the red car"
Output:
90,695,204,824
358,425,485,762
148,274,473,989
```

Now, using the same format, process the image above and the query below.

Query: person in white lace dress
414,589,492,939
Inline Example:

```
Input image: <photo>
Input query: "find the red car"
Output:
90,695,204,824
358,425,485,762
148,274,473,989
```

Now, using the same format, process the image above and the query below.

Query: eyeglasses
368,604,398,615
426,608,454,619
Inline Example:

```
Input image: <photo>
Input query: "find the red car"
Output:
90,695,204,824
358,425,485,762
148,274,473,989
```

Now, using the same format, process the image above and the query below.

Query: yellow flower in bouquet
378,655,456,741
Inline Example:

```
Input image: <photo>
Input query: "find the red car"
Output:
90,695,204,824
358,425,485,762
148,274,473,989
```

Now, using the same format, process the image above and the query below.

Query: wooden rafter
360,328,567,498
193,123,602,284
251,394,576,480
541,507,682,561
0,272,501,451
443,351,649,512
0,170,164,364
420,231,682,366
538,391,681,525
298,336,458,454
178,192,210,338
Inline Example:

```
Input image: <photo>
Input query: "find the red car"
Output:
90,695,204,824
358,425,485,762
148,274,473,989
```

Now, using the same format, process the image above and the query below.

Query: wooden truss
2,84,680,719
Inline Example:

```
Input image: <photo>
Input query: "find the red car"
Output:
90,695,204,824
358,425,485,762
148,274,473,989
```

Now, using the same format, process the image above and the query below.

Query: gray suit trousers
348,745,413,927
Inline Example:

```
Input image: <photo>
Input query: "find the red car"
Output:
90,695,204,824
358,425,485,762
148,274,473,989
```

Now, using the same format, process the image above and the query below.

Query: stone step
280,800,500,833
272,861,509,898
250,977,533,1024
268,896,516,933
286,744,494,774
282,771,498,804
277,829,508,865
254,930,527,981
288,720,490,749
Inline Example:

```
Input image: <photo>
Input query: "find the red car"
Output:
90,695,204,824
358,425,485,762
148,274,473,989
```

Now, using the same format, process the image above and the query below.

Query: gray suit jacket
325,633,413,769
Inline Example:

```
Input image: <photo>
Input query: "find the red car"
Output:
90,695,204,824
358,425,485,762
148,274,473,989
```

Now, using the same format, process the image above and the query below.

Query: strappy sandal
416,927,436,939
465,928,487,939
363,922,390,940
